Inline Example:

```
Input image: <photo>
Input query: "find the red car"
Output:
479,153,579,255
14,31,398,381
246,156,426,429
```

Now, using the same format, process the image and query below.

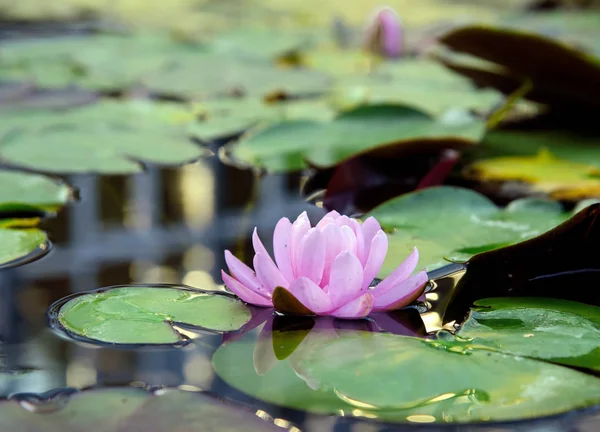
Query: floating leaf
443,203,600,323
52,285,252,345
144,53,331,99
0,386,283,431
449,297,600,371
0,171,70,211
464,149,600,200
0,228,47,268
438,25,600,110
213,328,600,423
367,186,571,275
332,59,503,116
231,104,485,172
0,34,204,90
0,100,204,174
188,98,335,142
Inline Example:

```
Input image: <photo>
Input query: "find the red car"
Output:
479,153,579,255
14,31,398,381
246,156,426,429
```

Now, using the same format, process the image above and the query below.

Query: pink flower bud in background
221,211,428,319
362,6,403,58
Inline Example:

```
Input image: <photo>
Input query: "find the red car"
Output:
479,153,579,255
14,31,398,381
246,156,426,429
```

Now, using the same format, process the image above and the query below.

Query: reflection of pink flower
221,211,428,319
362,6,403,58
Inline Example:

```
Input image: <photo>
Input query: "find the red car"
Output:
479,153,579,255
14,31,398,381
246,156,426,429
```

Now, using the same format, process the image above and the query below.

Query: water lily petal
320,223,345,287
328,251,364,309
339,225,357,255
290,211,311,277
361,217,382,261
316,210,341,229
273,217,294,282
330,292,374,319
372,270,428,312
371,247,419,297
297,228,326,285
224,250,264,295
350,219,366,263
362,230,388,289
254,252,289,293
221,270,272,307
288,277,334,314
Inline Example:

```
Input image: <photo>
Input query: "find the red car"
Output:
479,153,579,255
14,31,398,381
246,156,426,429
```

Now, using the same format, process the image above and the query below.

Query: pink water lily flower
221,211,428,319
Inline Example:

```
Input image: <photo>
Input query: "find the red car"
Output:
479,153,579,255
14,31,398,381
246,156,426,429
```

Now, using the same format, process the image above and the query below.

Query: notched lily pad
448,297,600,372
367,186,571,275
231,104,485,173
0,227,49,268
50,285,252,346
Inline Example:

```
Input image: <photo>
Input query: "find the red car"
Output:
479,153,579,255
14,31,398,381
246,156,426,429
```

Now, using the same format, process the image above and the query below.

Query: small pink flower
221,211,428,319
362,6,403,58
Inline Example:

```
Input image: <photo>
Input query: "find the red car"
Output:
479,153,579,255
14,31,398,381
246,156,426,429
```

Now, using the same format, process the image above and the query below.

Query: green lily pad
213,328,600,423
0,228,47,267
0,171,70,211
54,286,252,345
332,59,504,116
188,98,335,142
367,186,571,275
231,104,485,172
0,100,204,174
449,297,600,371
0,34,206,90
0,387,283,431
144,53,331,99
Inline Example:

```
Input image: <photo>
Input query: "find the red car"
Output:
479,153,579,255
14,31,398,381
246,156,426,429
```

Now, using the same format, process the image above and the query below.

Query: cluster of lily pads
1,2,600,427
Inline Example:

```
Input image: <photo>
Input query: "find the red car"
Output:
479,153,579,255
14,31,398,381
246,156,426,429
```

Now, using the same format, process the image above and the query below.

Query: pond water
0,156,597,431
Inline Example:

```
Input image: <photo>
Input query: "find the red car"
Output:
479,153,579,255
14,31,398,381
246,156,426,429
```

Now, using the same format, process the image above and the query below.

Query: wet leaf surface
213,325,600,423
54,285,252,345
367,186,570,275
232,104,485,172
0,387,283,431
448,297,600,371
444,203,600,323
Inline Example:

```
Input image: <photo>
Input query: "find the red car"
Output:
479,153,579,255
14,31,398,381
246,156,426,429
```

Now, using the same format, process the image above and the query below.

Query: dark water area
0,154,598,431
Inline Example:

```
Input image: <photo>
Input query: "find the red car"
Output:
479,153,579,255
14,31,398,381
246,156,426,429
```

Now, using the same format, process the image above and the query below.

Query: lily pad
465,149,600,200
0,100,204,174
0,34,206,90
0,228,48,268
332,59,504,116
479,130,600,169
438,25,600,110
213,328,600,423
52,285,252,345
144,53,331,99
367,186,571,275
449,297,600,371
231,104,485,172
0,171,70,211
188,98,335,142
0,386,283,431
